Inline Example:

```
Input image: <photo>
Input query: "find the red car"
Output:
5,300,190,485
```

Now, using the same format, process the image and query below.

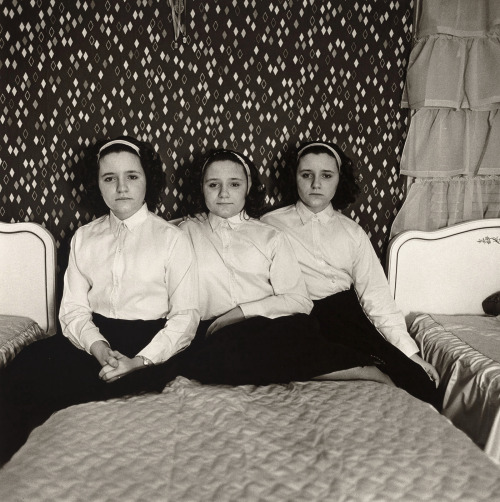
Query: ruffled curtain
391,0,500,237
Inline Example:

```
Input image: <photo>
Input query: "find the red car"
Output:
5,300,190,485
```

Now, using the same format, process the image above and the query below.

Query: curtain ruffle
415,0,500,38
400,109,500,177
390,176,500,237
402,32,500,110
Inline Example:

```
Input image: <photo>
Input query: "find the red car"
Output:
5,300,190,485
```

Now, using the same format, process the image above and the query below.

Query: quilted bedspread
411,313,500,465
1,377,500,502
0,315,47,368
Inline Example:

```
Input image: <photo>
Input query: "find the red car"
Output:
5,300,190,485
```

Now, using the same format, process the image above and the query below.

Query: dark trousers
0,314,180,465
183,313,373,385
311,289,442,409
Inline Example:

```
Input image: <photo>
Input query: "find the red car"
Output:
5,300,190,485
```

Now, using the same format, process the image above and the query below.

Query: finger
430,369,440,387
206,322,216,337
106,375,123,383
99,365,118,380
99,365,111,379
106,357,119,368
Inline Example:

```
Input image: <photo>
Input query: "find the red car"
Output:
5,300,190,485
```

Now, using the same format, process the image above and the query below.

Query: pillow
0,315,49,368
482,291,500,316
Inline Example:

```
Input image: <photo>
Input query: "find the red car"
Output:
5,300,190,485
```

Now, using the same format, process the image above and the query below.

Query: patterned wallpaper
0,0,413,278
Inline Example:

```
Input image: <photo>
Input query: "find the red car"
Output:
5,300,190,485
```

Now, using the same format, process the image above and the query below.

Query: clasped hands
90,340,144,383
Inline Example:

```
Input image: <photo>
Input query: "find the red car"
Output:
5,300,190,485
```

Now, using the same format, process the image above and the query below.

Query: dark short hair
286,141,360,211
81,135,166,216
187,149,266,219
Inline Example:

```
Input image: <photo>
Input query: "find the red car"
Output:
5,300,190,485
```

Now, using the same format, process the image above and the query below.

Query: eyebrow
204,176,246,181
298,168,336,173
100,170,143,177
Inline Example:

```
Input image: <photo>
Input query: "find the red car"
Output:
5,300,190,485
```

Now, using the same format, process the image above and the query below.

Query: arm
134,231,199,364
239,232,313,319
352,234,439,381
59,231,110,355
351,230,420,357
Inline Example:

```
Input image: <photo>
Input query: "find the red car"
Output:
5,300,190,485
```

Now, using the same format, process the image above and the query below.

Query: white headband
97,139,141,161
297,142,342,170
202,150,251,179
202,150,252,193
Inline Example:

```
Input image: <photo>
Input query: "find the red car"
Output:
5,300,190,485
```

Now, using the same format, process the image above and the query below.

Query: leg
312,290,442,409
0,334,98,465
0,315,177,465
183,314,374,385
314,366,395,385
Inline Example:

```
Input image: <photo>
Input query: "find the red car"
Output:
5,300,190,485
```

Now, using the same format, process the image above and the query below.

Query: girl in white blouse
0,136,199,464
180,149,379,385
261,141,441,408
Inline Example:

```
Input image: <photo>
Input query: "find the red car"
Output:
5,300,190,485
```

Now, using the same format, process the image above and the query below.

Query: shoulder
244,217,283,236
260,205,297,229
334,212,372,246
178,217,208,234
178,218,213,244
73,215,108,239
146,213,193,249
243,219,290,255
147,212,182,233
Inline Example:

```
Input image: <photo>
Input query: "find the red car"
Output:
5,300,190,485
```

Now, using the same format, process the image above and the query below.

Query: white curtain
391,0,500,237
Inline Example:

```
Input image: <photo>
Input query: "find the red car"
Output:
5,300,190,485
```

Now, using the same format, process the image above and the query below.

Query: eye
128,175,139,180
207,182,219,188
300,172,312,179
230,182,242,188
322,173,333,179
103,176,115,183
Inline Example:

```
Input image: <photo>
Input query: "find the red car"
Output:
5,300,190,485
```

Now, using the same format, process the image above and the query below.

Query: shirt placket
110,222,126,317
220,222,238,308
312,217,335,285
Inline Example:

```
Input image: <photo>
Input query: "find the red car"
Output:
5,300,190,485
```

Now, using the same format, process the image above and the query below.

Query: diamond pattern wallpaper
0,0,413,282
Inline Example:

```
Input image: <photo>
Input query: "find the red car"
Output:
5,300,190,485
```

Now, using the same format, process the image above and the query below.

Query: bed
2,220,500,501
0,222,56,368
387,218,500,465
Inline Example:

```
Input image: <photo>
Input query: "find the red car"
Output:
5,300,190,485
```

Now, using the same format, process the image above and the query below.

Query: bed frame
386,218,500,324
0,222,57,335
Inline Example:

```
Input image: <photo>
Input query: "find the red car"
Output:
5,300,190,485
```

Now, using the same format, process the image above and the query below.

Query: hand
410,353,440,387
206,307,245,337
98,352,144,383
90,340,120,368
183,212,208,223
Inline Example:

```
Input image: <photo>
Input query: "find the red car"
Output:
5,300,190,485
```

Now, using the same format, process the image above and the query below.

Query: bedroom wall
0,0,413,275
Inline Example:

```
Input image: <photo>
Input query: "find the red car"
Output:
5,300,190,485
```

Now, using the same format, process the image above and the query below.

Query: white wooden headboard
386,219,500,325
0,222,57,335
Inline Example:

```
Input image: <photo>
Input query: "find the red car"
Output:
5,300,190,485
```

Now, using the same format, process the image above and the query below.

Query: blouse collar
208,210,249,231
109,203,149,235
296,200,335,225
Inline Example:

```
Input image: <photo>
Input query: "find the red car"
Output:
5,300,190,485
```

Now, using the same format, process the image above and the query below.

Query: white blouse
59,204,199,364
180,212,313,321
261,202,419,357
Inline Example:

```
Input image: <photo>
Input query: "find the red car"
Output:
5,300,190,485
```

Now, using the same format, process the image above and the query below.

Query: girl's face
203,160,248,219
296,152,340,213
98,151,147,220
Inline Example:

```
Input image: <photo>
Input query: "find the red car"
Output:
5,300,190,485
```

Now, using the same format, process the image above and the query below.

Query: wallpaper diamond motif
1,0,412,274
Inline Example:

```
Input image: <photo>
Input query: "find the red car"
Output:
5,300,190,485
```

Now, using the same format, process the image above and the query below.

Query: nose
117,176,128,193
218,184,229,198
311,175,321,189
